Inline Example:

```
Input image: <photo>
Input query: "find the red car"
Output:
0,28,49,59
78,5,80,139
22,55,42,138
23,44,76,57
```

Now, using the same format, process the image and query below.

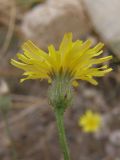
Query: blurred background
0,0,120,160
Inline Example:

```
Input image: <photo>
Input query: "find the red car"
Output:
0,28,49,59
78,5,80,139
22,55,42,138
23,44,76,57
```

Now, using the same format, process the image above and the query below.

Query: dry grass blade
0,0,16,62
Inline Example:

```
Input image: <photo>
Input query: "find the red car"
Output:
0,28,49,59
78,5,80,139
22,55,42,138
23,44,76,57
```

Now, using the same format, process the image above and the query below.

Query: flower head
79,110,101,133
11,33,112,85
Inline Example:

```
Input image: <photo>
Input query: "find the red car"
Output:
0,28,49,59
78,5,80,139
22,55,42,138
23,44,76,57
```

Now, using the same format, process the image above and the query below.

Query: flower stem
55,109,70,160
2,112,18,160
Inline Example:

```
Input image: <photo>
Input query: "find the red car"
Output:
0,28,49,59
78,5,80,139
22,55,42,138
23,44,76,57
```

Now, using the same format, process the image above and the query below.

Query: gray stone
83,0,120,58
21,0,91,49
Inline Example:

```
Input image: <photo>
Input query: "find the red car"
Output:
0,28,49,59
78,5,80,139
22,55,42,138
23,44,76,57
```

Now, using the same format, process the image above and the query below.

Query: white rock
0,79,9,96
21,0,91,49
83,0,120,58
109,130,120,146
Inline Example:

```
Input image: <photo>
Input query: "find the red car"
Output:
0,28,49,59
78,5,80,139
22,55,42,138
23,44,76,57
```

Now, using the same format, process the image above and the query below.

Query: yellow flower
79,110,101,133
11,33,112,85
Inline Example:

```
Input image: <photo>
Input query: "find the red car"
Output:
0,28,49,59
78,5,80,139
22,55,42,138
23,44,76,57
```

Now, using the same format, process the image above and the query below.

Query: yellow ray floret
79,110,101,133
11,33,112,85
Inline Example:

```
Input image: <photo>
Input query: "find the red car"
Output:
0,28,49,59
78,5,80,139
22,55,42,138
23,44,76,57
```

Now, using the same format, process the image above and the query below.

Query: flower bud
48,75,73,114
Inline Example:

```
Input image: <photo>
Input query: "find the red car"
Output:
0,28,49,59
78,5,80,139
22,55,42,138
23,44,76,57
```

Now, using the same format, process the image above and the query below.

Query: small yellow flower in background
11,33,112,85
79,110,101,133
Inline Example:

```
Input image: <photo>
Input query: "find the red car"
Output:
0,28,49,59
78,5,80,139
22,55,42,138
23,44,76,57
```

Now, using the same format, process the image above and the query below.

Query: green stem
2,112,18,160
55,109,70,160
